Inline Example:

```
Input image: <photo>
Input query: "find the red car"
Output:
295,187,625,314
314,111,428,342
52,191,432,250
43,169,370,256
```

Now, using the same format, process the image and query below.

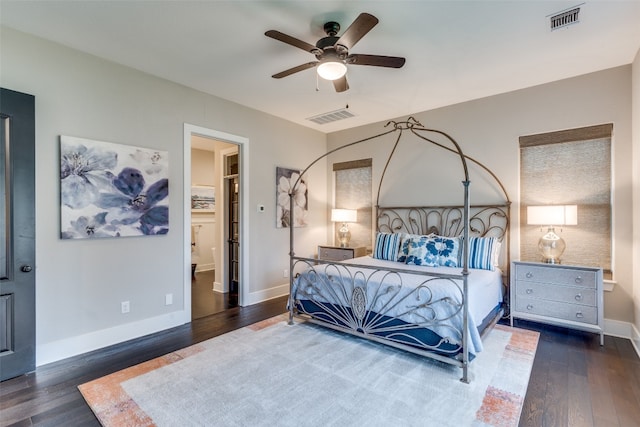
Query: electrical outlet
165,293,173,305
283,269,288,278
121,301,130,314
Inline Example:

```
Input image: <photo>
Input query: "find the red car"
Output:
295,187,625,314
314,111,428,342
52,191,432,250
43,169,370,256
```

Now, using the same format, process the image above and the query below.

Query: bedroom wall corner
631,46,640,355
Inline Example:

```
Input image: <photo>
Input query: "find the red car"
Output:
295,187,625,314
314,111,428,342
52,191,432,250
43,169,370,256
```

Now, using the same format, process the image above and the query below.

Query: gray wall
1,27,328,365
633,48,640,344
328,66,636,325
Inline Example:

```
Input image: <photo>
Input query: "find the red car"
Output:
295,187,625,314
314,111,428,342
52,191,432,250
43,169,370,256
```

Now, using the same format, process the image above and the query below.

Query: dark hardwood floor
510,319,640,427
1,301,639,426
191,270,233,319
0,295,289,427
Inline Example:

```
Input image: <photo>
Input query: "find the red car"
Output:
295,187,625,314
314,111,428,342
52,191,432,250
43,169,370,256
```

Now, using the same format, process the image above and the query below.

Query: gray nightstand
510,261,604,345
317,245,366,262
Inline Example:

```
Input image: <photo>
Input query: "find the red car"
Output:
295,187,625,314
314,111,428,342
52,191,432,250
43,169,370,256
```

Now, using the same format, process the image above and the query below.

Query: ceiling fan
265,12,406,92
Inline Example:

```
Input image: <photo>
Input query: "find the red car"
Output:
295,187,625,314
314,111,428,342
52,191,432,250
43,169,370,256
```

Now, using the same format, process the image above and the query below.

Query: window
519,124,612,277
333,159,372,250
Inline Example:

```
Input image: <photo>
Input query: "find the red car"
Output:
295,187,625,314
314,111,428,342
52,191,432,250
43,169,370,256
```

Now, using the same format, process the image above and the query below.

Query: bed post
461,180,471,384
288,193,295,325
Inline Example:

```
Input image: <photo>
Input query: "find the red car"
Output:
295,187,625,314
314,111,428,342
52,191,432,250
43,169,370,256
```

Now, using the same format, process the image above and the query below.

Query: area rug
79,314,539,427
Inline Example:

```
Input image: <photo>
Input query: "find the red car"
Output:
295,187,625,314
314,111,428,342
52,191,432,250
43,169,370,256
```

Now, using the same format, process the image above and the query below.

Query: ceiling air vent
550,6,581,30
306,108,355,125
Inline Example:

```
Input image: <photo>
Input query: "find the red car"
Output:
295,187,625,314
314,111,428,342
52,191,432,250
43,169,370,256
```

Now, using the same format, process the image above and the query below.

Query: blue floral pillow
405,235,460,267
397,233,412,263
430,235,461,267
397,233,434,262
405,236,438,266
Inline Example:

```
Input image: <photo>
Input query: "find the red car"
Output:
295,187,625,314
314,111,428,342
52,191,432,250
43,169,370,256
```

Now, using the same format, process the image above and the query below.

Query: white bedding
292,255,504,354
349,256,503,326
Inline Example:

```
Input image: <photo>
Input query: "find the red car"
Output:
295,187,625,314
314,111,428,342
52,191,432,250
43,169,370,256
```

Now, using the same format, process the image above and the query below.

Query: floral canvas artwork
276,167,307,228
60,135,169,239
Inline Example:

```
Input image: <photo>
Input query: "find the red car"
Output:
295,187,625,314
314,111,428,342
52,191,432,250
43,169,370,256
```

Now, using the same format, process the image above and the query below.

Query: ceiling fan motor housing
315,36,347,60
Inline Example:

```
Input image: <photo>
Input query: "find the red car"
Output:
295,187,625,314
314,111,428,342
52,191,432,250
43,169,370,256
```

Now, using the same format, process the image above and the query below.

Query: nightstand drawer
319,247,353,261
318,246,366,262
515,282,597,306
515,264,597,289
515,297,598,325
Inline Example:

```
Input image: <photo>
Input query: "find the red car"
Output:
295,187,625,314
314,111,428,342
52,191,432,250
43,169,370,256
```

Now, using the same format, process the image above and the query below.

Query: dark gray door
0,88,36,381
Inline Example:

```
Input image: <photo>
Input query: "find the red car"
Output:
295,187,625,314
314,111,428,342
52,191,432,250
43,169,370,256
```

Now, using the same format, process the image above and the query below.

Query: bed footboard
289,257,475,382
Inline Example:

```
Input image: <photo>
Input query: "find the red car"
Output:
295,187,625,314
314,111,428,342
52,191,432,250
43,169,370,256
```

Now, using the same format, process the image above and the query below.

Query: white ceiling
2,1,640,133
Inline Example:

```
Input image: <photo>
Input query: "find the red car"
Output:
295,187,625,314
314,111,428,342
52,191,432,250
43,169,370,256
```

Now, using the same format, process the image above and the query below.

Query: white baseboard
195,263,215,272
603,318,632,338
632,323,640,358
244,282,289,306
213,281,225,293
36,310,190,367
604,318,640,358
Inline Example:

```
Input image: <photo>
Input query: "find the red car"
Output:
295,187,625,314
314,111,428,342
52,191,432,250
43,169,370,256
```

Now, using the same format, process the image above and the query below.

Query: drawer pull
576,312,584,319
525,272,533,279
526,304,534,311
575,276,583,284
526,288,533,294
575,293,583,301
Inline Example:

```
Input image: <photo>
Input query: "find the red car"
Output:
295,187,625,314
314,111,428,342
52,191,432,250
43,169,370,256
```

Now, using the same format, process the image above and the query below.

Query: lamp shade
527,205,577,226
331,208,357,223
317,61,347,81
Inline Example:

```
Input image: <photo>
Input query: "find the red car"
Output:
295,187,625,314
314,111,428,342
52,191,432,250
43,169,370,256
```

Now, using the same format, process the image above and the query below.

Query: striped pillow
468,236,499,270
373,232,401,261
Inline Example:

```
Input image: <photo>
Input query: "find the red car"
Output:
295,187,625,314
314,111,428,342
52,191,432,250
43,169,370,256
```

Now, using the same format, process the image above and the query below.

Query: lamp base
337,223,351,248
538,227,566,265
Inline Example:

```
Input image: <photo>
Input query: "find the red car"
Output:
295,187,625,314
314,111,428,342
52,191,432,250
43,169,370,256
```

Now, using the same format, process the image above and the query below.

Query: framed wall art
276,166,307,228
60,135,169,239
191,185,215,212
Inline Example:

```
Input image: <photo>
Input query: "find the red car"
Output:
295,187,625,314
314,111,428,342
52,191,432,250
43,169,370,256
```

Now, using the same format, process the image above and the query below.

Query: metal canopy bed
287,117,510,383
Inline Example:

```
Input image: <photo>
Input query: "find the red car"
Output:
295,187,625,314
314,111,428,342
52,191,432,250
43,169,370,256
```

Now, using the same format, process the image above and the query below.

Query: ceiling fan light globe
317,61,347,81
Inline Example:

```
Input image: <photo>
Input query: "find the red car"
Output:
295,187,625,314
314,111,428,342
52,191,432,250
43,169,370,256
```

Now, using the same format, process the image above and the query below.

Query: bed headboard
377,205,509,239
377,204,510,268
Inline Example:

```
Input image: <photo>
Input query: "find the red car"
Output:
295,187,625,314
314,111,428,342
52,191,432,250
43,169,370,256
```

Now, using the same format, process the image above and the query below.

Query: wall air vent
550,6,581,30
306,108,355,125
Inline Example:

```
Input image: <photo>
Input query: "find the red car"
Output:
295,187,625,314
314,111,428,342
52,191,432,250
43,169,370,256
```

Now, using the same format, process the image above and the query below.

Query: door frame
183,124,249,318
219,146,239,294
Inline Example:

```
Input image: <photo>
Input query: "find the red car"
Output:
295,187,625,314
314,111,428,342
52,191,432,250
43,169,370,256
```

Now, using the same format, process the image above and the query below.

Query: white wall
328,66,635,325
0,27,327,365
632,48,640,349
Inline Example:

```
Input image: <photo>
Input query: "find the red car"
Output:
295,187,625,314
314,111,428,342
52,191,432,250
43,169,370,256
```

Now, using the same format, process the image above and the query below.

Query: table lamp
331,208,357,247
527,205,577,264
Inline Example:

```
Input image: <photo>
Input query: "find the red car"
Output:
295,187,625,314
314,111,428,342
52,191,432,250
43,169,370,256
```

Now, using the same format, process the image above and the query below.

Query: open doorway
183,124,248,321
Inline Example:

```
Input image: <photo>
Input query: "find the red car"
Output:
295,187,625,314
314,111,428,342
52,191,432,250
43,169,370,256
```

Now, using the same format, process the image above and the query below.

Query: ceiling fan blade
335,13,379,50
271,62,318,79
347,54,406,68
265,30,321,54
333,76,349,92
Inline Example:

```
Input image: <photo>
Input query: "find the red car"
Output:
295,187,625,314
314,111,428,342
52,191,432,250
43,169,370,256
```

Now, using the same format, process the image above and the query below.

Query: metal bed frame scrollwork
287,117,510,383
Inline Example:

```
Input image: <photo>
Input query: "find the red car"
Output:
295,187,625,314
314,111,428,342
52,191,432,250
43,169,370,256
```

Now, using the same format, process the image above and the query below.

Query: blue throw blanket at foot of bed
295,300,476,361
